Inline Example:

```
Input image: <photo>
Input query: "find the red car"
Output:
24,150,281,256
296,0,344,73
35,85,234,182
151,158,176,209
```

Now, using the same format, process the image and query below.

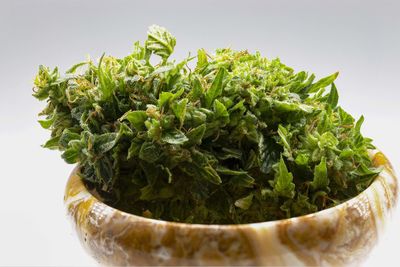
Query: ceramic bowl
64,150,397,266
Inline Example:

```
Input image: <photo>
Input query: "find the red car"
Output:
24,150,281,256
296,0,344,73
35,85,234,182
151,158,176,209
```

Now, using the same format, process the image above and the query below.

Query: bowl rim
66,149,396,230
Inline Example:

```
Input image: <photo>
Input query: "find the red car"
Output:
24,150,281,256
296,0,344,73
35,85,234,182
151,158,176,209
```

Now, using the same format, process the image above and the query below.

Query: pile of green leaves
34,25,380,224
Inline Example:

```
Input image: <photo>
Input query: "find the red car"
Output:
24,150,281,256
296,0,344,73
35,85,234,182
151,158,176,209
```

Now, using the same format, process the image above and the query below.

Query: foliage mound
34,25,380,224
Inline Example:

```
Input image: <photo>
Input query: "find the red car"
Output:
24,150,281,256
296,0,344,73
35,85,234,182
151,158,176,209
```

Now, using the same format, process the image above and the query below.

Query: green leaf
281,194,317,218
180,161,222,186
204,68,226,107
196,49,208,70
216,166,255,188
327,83,339,108
171,98,188,127
318,132,339,149
139,185,155,200
235,194,253,210
295,153,309,166
307,72,339,93
121,110,147,131
62,147,80,164
259,135,281,174
230,174,255,188
150,65,175,76
139,184,174,201
139,142,160,163
161,129,188,144
116,123,133,141
298,104,314,113
202,165,222,185
274,156,295,198
338,106,355,125
38,119,53,129
190,76,204,101
94,158,114,186
213,99,229,122
59,129,81,149
340,148,354,159
145,25,176,61
95,133,118,154
66,61,88,74
42,136,60,150
38,110,56,129
158,88,185,108
185,124,206,146
277,125,291,151
145,118,162,140
216,166,247,176
350,163,381,179
127,139,142,160
97,54,115,100
158,92,174,108
311,157,329,190
218,147,242,160
274,100,313,113
355,115,364,134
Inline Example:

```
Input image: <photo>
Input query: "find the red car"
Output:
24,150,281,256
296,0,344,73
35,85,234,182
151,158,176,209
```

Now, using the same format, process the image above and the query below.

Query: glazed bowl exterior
64,150,397,266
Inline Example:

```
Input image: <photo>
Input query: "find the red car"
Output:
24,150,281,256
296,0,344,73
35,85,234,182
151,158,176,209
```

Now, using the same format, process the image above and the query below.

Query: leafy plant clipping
33,25,380,224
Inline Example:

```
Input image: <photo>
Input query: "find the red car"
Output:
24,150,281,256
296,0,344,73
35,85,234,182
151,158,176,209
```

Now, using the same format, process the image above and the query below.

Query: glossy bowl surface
64,150,397,266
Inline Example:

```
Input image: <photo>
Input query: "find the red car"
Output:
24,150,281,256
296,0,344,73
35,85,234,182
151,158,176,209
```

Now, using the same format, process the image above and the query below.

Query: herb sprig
34,25,380,224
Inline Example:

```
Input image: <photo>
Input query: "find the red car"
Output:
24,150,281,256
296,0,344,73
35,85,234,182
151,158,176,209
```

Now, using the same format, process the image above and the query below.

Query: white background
0,0,399,266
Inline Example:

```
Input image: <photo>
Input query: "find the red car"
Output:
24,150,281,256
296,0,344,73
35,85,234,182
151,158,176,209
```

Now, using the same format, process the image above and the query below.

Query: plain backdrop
0,0,399,266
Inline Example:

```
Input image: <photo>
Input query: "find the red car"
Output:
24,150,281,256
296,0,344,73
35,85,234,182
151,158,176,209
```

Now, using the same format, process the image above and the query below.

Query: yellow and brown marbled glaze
64,150,397,266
